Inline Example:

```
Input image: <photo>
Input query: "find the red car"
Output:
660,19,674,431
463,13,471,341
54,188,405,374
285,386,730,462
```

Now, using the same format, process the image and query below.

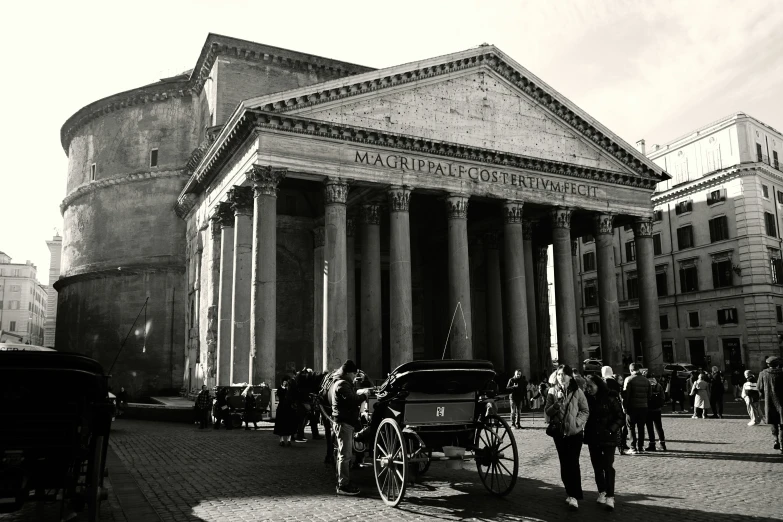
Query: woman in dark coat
273,376,298,446
584,374,625,512
213,388,232,430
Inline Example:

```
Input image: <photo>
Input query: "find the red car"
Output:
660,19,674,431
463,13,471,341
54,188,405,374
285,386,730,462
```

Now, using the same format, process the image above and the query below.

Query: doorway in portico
722,338,742,372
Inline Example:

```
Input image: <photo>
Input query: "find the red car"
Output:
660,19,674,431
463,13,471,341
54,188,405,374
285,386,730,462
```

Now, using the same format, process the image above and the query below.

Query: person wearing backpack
644,371,667,451
741,370,765,426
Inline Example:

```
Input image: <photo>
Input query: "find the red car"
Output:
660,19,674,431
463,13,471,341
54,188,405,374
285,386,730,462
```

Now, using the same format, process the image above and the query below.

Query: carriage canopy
379,359,495,396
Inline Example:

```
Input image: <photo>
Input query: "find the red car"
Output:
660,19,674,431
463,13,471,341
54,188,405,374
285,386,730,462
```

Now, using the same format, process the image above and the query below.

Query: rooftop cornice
175,109,661,218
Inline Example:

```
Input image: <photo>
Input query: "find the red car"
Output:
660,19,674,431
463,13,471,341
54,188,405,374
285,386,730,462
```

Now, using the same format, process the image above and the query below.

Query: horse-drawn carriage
0,350,113,521
214,384,272,428
320,359,519,507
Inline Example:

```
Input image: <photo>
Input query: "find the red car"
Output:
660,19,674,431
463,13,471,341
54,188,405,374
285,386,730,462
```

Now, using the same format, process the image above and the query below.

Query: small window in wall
712,258,733,288
677,225,694,249
653,210,663,222
675,200,693,215
777,190,783,205
717,308,738,325
774,151,780,170
766,212,777,237
150,149,159,167
9,321,16,331
90,163,96,181
687,311,700,328
627,276,639,300
587,322,599,335
653,233,662,255
762,184,770,199
625,241,636,262
707,189,726,205
584,284,597,307
582,252,595,272
660,314,669,330
680,264,699,293
656,271,668,297
709,215,729,242
777,305,783,323
770,249,783,285
757,143,764,162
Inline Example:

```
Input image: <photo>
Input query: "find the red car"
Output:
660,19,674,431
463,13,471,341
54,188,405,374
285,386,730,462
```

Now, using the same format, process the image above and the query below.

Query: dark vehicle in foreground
0,351,113,521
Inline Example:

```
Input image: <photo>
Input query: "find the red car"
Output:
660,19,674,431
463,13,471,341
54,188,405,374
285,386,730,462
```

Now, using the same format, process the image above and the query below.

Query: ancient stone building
57,34,668,396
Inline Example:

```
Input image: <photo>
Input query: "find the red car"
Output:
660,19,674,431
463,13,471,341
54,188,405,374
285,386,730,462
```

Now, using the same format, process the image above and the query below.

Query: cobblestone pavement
3,401,781,522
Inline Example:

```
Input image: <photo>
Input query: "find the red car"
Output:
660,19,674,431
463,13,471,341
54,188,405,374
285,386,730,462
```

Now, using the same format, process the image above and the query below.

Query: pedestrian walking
690,373,710,419
544,365,590,511
600,366,627,454
741,370,765,426
213,388,232,430
622,363,650,454
757,356,783,453
507,369,525,429
583,374,624,512
731,368,743,402
644,372,667,451
195,385,212,429
243,385,259,430
274,376,298,446
668,373,686,413
709,366,726,418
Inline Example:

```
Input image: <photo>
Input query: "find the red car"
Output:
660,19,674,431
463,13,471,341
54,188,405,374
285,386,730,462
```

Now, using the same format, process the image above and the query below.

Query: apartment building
0,251,48,345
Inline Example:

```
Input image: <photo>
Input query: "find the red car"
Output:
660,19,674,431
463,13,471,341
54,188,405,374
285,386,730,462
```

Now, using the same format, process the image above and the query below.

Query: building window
680,265,699,293
762,184,770,199
712,259,733,288
675,200,693,215
587,322,599,335
625,241,636,262
777,190,783,205
765,212,777,237
656,271,668,297
653,210,663,222
90,163,96,181
777,305,783,323
775,151,780,170
770,249,783,285
582,252,595,272
653,233,662,255
717,308,738,325
677,225,694,249
707,189,726,205
9,321,16,331
757,143,764,162
582,234,594,244
660,314,669,330
709,215,729,242
627,276,639,300
584,284,597,307
687,311,700,328
150,149,159,167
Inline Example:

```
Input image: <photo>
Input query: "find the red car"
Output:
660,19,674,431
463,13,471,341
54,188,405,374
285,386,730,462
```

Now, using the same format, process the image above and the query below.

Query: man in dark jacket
622,363,651,454
195,385,212,429
507,369,525,429
758,356,783,453
709,366,726,418
328,360,370,495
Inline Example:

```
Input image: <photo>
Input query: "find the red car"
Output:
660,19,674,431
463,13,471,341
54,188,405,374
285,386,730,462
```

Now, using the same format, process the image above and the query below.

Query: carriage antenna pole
442,301,468,360
108,297,149,375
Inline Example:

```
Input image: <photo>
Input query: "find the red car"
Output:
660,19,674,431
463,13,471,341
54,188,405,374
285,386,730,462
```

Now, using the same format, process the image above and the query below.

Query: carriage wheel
86,435,105,522
474,414,518,496
373,418,408,507
405,434,431,479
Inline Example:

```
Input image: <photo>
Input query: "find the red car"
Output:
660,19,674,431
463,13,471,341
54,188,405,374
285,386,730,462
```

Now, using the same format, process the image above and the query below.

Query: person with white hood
741,370,765,426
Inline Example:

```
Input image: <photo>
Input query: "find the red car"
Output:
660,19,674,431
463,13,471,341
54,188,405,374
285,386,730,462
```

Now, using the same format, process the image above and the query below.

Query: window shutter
709,219,716,243
675,204,682,216
686,200,693,212
712,263,720,288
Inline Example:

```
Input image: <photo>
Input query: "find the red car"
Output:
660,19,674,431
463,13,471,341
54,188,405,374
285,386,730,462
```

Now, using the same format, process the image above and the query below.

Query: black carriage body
0,351,112,514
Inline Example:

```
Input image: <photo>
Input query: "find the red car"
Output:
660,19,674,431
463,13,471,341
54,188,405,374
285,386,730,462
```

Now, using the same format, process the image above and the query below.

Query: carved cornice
484,231,500,250
214,201,235,228
388,186,411,212
313,226,325,248
247,164,287,197
503,201,524,224
361,204,381,225
521,220,535,240
551,207,572,229
324,178,349,205
347,217,356,238
594,213,615,235
227,186,254,214
632,218,654,238
175,194,197,219
651,164,783,205
61,169,188,216
445,194,469,220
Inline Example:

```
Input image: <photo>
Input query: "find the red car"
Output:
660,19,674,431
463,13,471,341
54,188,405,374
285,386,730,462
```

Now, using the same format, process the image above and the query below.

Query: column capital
313,226,325,248
361,203,381,225
503,200,524,224
246,165,287,197
227,186,254,215
522,219,535,240
388,186,411,212
551,207,572,229
445,194,469,220
347,217,356,238
324,178,349,205
593,213,615,235
632,217,655,238
484,231,500,250
212,201,234,230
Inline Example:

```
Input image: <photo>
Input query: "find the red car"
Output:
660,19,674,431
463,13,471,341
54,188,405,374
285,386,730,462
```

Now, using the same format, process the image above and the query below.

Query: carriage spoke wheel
86,435,105,522
373,418,408,507
405,434,431,480
474,414,518,496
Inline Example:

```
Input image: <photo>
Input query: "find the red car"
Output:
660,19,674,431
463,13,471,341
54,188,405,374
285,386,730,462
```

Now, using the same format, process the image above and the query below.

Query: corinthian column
594,213,621,374
634,217,663,373
572,240,584,362
389,186,413,369
247,165,286,386
313,226,325,371
360,204,382,380
484,231,504,372
214,202,234,386
228,185,254,384
347,218,357,363
446,194,473,359
522,220,539,376
324,179,349,370
551,207,578,368
503,201,530,377
206,211,222,388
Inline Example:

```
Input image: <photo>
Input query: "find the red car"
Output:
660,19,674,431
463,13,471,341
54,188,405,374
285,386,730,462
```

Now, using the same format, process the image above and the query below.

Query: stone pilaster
503,201,531,377
360,204,382,380
551,207,578,368
522,220,539,377
633,216,663,373
324,178,349,370
228,185,254,384
388,186,413,369
215,201,234,386
594,213,622,374
534,244,552,374
247,165,286,386
484,230,504,372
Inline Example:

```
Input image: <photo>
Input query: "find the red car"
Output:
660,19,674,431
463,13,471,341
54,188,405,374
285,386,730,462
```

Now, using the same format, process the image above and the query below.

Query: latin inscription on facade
354,151,598,198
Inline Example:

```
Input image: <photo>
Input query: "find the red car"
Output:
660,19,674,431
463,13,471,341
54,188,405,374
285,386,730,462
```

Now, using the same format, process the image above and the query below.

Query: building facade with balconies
0,252,48,345
576,112,783,374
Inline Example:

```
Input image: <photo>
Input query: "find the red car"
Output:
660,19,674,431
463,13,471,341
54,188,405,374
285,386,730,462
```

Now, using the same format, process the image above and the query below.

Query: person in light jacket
690,373,710,419
545,364,590,511
741,370,765,426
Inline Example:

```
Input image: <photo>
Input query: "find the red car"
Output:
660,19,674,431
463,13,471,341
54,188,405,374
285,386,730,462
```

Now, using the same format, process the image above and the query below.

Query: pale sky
1,0,781,281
